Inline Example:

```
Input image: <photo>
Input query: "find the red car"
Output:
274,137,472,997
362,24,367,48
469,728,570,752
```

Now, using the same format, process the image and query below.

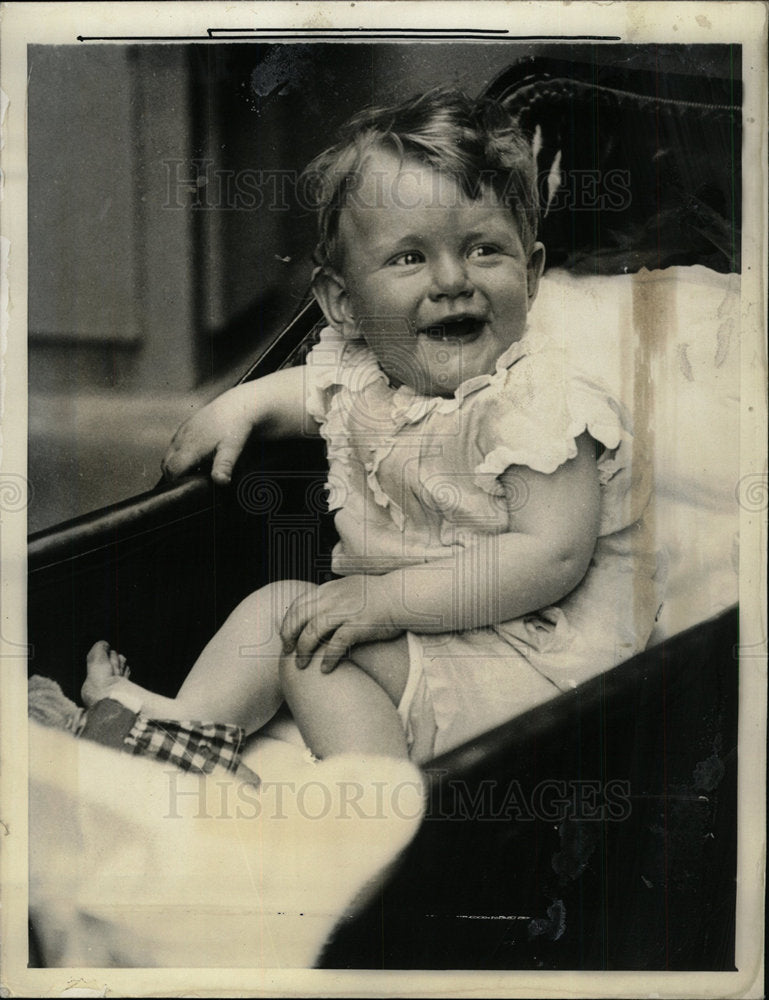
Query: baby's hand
281,575,404,673
162,384,256,486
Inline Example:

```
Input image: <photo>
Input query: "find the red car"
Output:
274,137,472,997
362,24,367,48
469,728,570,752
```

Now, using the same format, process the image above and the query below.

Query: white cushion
532,265,740,642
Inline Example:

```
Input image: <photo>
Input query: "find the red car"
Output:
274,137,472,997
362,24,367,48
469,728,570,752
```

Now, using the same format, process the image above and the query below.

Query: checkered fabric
124,716,246,775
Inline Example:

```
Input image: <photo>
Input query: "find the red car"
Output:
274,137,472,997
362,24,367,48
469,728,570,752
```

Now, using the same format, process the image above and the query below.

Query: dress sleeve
475,351,620,469
472,348,650,535
475,349,653,535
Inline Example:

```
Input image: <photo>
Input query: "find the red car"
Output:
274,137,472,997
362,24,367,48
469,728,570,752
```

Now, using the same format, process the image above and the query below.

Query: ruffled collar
317,325,534,423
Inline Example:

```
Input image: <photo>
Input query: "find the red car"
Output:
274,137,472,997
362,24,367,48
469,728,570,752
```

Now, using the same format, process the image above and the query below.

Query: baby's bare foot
82,640,131,708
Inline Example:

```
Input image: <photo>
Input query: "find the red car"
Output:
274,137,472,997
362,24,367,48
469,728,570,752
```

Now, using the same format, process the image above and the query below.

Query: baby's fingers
161,424,202,481
210,429,252,487
280,591,317,656
283,600,346,670
318,626,361,673
292,617,338,669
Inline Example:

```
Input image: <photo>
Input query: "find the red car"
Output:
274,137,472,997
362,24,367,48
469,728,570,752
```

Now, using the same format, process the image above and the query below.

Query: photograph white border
2,2,766,996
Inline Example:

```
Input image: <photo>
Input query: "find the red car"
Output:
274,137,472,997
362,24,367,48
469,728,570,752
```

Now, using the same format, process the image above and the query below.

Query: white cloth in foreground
29,720,425,968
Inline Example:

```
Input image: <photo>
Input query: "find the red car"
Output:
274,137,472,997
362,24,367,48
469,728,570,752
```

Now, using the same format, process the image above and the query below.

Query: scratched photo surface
2,5,765,997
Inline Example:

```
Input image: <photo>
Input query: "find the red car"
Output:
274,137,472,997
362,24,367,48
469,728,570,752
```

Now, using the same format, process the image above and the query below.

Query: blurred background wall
28,41,535,531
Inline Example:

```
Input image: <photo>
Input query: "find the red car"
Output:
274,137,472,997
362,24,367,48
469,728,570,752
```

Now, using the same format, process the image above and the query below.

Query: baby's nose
428,256,474,300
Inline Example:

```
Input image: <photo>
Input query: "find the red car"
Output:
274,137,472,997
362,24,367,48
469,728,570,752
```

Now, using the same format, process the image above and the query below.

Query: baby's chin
386,361,492,398
369,327,523,398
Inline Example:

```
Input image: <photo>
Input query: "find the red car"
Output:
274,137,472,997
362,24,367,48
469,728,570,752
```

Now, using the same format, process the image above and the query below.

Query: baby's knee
232,579,317,623
260,579,317,611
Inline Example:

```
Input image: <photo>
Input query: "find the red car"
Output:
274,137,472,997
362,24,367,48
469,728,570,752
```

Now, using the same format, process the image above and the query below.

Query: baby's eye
468,244,500,259
389,251,424,266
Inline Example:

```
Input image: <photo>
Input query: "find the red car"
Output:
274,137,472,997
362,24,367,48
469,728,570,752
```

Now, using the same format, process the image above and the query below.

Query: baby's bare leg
83,580,315,734
173,579,314,731
279,635,412,759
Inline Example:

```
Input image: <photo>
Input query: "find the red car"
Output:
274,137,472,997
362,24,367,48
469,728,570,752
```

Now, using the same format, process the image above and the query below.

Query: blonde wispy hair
302,88,540,272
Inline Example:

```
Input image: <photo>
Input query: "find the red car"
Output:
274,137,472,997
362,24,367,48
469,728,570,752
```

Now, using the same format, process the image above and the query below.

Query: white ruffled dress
305,326,663,763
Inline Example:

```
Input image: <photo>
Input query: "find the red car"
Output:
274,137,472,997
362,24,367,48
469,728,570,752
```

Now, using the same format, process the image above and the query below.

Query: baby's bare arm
391,432,600,631
282,434,600,671
162,366,318,484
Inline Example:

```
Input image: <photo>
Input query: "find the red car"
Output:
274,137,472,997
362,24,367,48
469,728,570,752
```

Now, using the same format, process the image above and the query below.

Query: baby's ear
312,266,355,337
526,242,546,308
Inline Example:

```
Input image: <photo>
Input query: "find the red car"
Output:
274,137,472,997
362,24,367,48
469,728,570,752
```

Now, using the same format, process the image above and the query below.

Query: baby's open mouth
420,317,486,342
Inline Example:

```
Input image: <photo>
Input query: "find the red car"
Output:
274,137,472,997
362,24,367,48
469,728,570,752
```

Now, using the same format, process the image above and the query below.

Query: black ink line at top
210,27,511,34
77,32,623,42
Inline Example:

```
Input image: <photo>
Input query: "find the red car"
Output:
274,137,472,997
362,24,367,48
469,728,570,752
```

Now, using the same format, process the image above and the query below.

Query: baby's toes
87,640,113,675
83,641,120,707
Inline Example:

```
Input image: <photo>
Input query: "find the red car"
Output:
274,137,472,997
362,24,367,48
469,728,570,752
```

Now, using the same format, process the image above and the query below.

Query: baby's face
325,148,544,397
